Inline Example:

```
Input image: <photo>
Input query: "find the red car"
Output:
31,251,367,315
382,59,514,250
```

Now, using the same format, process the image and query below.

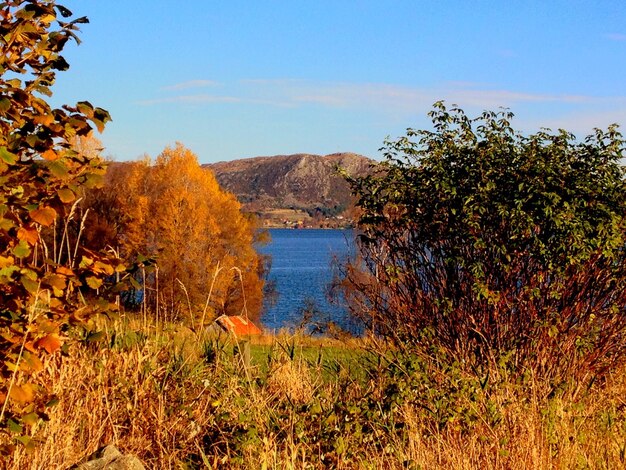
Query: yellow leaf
37,320,59,334
0,255,14,269
21,351,43,373
43,273,66,290
93,261,114,275
9,384,35,405
56,266,74,276
21,276,39,294
85,276,103,289
57,188,75,203
29,206,57,227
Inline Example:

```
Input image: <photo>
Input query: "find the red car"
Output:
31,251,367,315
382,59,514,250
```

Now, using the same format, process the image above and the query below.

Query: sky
51,0,626,164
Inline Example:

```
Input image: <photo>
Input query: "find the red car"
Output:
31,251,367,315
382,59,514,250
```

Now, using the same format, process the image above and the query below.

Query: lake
257,228,355,332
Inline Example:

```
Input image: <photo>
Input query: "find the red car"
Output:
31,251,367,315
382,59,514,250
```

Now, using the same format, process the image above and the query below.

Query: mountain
205,152,374,227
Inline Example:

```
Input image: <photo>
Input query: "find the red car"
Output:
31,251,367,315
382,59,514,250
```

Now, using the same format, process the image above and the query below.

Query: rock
74,445,145,470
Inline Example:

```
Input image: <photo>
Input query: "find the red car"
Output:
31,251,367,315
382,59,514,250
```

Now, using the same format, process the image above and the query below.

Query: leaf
56,266,74,276
85,276,103,289
0,217,15,231
35,334,63,354
44,274,66,290
46,397,60,407
47,160,69,178
86,331,105,343
57,188,75,203
21,413,39,426
76,101,94,118
15,435,36,452
9,384,35,404
0,147,18,165
84,172,104,188
20,351,43,373
0,98,10,114
30,206,57,226
55,5,73,17
17,227,39,245
12,240,31,259
21,276,39,294
42,149,59,161
7,419,23,434
0,255,14,269
93,261,114,275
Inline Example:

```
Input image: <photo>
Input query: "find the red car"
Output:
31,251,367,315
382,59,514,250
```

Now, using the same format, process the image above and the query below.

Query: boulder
75,445,145,470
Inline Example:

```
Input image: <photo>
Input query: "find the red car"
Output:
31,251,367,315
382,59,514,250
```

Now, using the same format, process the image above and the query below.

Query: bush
0,0,122,447
343,102,626,382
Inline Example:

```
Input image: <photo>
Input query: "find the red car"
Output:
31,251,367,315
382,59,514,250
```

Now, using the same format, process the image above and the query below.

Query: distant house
208,315,263,336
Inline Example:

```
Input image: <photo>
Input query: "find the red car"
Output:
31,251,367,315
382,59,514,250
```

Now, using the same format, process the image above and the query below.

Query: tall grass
3,314,626,468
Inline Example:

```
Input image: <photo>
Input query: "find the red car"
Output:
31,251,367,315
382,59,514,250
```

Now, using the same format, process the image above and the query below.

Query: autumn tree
344,103,626,382
0,0,123,444
84,144,265,324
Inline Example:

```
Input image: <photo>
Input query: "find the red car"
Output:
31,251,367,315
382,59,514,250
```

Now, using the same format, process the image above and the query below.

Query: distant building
208,315,263,336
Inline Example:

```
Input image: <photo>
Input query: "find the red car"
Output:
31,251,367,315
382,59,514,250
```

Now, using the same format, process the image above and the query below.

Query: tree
84,144,265,324
343,102,626,381
0,0,119,441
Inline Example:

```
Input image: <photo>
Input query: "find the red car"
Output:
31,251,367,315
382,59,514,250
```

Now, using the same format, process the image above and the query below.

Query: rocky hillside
205,153,374,227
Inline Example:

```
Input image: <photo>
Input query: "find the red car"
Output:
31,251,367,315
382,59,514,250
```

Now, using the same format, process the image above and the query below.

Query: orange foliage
85,144,264,323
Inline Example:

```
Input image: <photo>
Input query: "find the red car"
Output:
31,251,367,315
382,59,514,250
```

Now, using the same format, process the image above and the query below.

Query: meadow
6,313,626,469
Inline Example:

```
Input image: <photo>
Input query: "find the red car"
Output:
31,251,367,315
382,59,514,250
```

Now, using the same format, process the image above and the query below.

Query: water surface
258,228,354,331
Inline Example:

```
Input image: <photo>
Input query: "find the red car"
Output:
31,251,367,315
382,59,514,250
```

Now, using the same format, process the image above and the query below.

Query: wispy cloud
240,80,596,111
161,80,219,91
137,93,292,107
139,78,625,133
137,94,241,106
606,33,626,41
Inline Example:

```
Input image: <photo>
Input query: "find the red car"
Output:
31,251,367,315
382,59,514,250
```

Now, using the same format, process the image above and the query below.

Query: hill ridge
205,152,374,227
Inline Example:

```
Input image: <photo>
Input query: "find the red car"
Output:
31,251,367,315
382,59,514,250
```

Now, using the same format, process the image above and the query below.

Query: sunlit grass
4,313,626,469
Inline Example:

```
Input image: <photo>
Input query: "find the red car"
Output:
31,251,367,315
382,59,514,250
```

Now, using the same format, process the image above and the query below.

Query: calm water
258,228,355,331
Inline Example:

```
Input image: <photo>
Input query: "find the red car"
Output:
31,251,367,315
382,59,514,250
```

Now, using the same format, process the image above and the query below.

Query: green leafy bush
343,102,626,382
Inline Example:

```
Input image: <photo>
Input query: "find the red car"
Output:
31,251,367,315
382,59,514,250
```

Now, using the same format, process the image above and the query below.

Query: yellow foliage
84,143,264,322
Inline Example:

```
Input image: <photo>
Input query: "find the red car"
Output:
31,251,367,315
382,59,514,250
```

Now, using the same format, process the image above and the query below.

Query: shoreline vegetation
255,209,352,229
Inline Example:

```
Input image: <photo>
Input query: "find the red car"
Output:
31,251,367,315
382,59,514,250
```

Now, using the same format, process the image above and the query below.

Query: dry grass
3,315,626,469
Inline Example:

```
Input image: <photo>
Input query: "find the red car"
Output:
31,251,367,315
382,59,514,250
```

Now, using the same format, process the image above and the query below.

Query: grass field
4,314,626,469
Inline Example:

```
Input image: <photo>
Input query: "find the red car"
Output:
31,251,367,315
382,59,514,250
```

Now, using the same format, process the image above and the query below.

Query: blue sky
53,0,626,163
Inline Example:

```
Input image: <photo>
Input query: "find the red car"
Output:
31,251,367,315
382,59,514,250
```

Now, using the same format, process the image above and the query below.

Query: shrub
342,102,626,383
0,0,121,447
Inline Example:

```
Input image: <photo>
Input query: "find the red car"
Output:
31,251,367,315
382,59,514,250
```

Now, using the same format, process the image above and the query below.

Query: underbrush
4,315,626,469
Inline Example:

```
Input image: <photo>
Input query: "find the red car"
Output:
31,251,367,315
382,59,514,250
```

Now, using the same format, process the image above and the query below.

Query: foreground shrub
0,0,122,448
342,103,626,383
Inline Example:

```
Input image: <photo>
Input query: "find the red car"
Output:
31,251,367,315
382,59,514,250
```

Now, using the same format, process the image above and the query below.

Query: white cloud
161,80,219,91
140,78,625,133
137,94,241,105
241,80,598,112
520,107,626,136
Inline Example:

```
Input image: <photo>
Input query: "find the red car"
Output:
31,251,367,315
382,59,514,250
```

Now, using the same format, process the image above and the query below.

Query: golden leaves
29,206,57,226
9,384,35,405
57,188,75,203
